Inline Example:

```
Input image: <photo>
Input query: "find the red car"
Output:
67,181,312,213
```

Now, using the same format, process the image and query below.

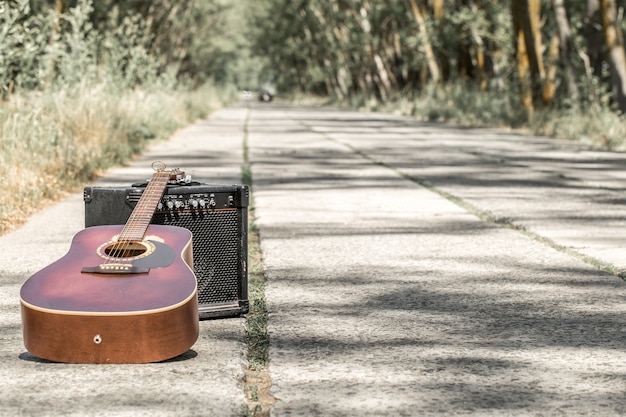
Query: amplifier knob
167,201,175,210
199,199,206,207
157,202,164,210
175,200,184,209
191,199,199,208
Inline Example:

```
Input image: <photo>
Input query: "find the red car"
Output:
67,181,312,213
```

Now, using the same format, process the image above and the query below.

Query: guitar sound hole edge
98,240,155,261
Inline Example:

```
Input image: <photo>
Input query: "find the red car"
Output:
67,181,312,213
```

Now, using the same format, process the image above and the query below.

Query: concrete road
2,102,626,416
246,104,626,416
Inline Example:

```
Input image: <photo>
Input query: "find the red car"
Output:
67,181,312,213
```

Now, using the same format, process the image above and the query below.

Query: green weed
241,107,274,417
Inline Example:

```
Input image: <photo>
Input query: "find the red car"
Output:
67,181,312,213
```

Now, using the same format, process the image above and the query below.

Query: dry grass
0,82,236,235
309,81,626,151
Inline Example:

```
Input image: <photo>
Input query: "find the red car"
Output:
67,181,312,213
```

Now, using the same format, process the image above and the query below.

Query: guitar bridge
81,264,150,274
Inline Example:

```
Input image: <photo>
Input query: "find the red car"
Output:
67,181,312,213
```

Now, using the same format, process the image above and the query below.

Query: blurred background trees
0,0,242,233
3,0,626,141
0,0,258,95
3,0,626,232
250,0,626,121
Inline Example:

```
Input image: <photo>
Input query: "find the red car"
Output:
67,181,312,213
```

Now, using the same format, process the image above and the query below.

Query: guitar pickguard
132,240,175,269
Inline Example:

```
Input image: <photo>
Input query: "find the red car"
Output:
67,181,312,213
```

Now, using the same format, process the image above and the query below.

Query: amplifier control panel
123,184,248,212
156,193,234,211
84,183,249,227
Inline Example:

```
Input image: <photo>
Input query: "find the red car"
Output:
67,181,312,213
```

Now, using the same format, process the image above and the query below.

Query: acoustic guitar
20,164,199,363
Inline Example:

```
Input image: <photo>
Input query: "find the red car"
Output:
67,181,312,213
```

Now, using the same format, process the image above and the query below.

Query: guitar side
20,224,199,364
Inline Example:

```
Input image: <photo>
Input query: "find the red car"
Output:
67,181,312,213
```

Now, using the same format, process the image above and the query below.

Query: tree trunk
432,0,449,81
524,0,546,104
374,53,393,99
432,0,444,20
467,0,487,90
586,0,604,82
543,34,559,106
553,0,580,105
55,0,66,14
512,0,546,111
512,0,534,112
600,0,626,113
408,0,440,83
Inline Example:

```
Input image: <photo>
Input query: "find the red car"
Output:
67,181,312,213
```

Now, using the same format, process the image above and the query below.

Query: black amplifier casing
83,182,249,319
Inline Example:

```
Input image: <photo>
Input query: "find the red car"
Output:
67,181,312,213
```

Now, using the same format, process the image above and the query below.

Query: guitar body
20,224,199,364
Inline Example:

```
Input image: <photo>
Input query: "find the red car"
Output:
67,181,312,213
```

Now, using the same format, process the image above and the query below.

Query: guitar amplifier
83,182,249,319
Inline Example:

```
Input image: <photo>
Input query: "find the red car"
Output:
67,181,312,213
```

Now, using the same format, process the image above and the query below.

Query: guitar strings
119,172,169,257
102,172,169,265
109,173,166,261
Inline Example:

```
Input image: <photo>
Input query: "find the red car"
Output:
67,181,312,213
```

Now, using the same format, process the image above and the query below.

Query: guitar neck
118,171,170,242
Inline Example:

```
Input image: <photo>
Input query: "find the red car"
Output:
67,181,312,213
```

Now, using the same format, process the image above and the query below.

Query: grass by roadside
241,108,275,417
0,82,236,236
242,209,275,417
288,81,626,152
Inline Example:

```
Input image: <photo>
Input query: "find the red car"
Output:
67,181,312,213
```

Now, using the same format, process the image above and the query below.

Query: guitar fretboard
117,171,170,242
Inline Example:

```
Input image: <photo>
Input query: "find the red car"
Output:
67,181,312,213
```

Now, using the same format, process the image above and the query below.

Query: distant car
258,89,273,102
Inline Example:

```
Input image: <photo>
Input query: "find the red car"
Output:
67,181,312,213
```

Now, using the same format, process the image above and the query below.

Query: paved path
247,104,626,416
1,102,626,416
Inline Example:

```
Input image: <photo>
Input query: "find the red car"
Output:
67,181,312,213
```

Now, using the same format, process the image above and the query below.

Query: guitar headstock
151,161,189,185
168,167,187,183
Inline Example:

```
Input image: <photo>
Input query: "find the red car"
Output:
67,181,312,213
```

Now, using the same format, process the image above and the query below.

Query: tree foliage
5,0,626,118
248,0,626,116
0,0,250,96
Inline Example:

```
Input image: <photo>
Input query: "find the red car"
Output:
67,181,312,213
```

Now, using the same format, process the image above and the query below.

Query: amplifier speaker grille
84,183,249,319
153,210,240,305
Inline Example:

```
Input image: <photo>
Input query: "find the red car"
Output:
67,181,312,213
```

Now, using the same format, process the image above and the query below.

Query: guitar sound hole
104,242,148,258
